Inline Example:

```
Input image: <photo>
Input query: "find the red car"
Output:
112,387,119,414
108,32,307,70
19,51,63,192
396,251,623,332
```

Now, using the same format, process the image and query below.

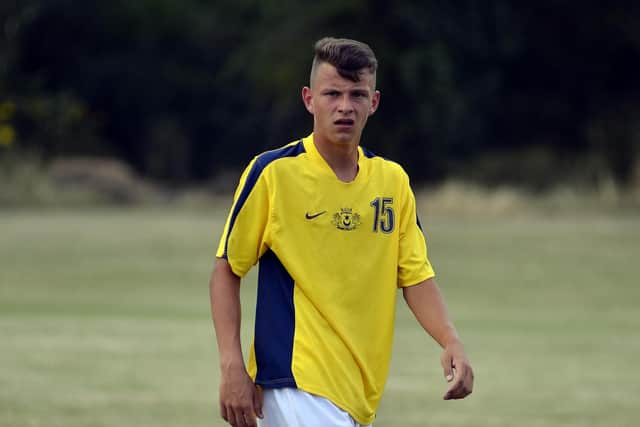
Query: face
302,62,380,147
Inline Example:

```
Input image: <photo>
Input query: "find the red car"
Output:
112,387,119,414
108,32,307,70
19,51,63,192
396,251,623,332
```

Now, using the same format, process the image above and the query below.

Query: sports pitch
1,208,638,426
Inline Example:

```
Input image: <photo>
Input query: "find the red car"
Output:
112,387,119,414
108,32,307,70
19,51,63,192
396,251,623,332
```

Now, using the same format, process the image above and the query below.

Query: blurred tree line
1,0,639,188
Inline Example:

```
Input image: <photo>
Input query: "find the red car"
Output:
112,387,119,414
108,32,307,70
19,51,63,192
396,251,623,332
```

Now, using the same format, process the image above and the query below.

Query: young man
210,37,473,427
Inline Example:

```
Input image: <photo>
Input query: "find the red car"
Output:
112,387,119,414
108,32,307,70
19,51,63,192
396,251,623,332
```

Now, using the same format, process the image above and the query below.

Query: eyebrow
321,87,370,93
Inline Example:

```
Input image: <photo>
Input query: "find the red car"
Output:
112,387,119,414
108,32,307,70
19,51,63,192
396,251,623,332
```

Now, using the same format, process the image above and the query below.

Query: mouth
334,118,354,128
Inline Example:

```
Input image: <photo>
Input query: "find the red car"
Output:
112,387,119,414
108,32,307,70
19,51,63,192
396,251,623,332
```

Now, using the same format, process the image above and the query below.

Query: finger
243,410,257,427
460,367,474,397
443,377,465,400
253,386,264,419
443,382,457,399
236,404,256,427
453,362,473,396
466,365,475,388
442,361,454,382
220,402,229,422
229,406,244,427
441,354,454,382
444,376,473,400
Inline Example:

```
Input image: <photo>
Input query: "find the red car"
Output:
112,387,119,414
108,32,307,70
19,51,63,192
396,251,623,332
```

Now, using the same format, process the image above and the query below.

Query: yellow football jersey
216,133,435,424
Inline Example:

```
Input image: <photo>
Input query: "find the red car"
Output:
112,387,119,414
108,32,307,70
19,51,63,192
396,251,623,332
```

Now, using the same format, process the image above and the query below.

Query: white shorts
257,388,372,427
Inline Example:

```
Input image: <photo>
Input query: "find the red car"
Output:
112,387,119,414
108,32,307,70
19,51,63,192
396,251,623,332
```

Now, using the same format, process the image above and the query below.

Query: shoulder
361,146,410,181
253,139,306,169
239,139,306,186
233,139,306,195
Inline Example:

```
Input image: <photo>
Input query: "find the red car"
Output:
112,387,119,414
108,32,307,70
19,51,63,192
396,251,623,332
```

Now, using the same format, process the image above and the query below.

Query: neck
313,134,359,182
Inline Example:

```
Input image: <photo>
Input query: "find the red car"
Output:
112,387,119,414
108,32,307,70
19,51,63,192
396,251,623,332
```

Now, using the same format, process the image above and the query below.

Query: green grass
1,208,639,426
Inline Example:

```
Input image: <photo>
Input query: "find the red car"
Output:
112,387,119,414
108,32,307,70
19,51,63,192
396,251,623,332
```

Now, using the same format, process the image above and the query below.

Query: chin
331,137,354,146
332,131,358,144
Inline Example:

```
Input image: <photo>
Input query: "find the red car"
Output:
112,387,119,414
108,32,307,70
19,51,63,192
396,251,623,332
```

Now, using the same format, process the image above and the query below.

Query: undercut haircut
310,37,378,86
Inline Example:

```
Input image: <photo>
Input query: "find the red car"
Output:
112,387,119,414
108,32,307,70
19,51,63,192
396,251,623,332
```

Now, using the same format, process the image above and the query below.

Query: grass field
1,207,639,426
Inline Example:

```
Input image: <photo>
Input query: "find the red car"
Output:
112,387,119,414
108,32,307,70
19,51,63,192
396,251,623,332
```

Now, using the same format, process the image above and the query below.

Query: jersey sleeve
397,172,436,288
216,157,272,278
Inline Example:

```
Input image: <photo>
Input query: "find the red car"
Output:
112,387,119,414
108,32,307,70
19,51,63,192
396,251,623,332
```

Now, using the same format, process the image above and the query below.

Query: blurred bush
48,157,158,204
0,151,160,206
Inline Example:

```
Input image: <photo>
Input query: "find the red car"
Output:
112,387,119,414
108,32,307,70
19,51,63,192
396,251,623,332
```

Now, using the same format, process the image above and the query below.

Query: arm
403,277,474,400
210,257,262,427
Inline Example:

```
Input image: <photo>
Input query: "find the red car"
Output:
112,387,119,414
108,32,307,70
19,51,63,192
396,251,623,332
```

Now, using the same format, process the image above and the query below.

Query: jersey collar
303,133,367,184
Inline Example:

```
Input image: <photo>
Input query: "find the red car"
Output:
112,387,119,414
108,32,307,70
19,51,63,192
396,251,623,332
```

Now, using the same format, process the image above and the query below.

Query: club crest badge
332,208,361,231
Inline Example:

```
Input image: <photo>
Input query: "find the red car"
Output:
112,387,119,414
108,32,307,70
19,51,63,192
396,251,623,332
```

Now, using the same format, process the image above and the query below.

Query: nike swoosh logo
305,211,327,220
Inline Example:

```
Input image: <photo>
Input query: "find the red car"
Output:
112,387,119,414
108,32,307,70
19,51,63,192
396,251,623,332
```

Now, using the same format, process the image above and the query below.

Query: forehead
312,62,375,91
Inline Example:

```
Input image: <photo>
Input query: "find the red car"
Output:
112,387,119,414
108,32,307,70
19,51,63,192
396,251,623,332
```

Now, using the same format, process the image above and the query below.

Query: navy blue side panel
223,141,305,257
254,250,297,388
361,146,377,158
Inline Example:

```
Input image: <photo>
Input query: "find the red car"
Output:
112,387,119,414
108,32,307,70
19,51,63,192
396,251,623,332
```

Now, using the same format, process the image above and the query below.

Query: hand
219,366,263,427
441,340,474,400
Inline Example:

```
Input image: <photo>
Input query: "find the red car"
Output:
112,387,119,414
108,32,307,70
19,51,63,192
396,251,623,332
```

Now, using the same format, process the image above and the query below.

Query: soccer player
210,37,474,427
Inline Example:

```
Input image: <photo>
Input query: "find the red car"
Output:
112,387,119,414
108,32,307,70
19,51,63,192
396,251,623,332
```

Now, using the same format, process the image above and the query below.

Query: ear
302,86,314,114
369,90,381,116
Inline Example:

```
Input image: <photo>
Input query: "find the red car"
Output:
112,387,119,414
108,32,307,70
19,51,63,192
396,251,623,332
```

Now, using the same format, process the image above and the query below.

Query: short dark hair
310,37,378,85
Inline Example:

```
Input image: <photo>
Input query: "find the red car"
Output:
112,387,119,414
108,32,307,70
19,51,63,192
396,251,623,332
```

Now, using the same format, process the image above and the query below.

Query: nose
338,95,354,114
